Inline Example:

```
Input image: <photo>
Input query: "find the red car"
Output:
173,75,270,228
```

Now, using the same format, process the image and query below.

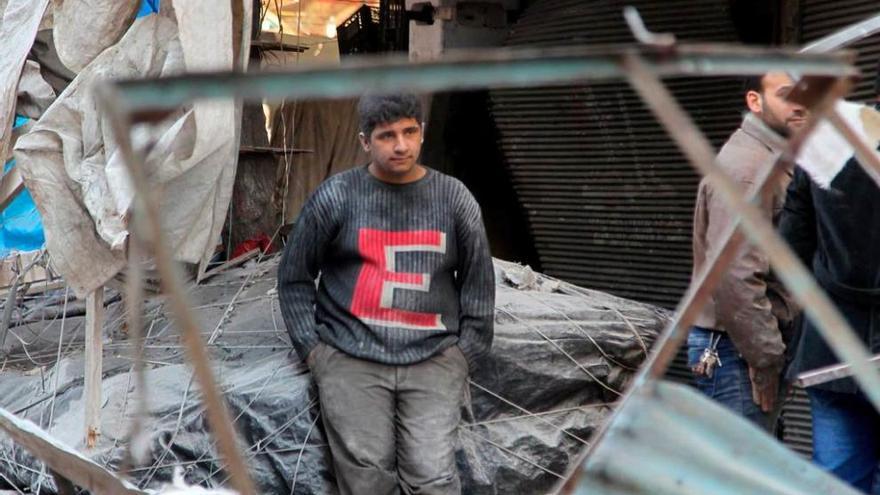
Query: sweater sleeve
453,187,495,371
277,185,341,362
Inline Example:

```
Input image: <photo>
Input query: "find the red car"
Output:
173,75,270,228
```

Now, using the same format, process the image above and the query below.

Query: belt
692,325,727,336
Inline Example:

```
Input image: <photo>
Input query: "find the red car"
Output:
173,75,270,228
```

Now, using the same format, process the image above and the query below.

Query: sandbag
52,0,140,73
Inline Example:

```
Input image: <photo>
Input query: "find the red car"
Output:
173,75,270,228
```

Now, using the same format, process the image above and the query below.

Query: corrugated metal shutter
490,0,742,310
802,0,880,102
490,0,742,389
782,0,880,460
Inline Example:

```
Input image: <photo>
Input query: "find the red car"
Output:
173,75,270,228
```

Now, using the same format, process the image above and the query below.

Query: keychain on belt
692,332,723,378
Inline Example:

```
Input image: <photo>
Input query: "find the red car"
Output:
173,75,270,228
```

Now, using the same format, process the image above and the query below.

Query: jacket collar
739,112,787,155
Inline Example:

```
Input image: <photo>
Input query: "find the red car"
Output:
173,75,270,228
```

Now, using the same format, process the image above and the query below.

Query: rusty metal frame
1,14,871,495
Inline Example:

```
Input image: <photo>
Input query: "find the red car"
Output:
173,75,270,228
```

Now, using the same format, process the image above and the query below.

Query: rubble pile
0,258,668,493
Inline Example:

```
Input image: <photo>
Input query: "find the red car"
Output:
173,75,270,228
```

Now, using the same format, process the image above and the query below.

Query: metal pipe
554,74,851,495
797,354,880,388
95,87,258,495
623,52,880,415
825,109,880,189
800,13,880,53
103,45,856,116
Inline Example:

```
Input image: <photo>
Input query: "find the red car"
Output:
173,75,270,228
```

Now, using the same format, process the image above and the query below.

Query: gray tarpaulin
52,0,140,74
14,0,239,298
0,258,667,493
0,0,50,163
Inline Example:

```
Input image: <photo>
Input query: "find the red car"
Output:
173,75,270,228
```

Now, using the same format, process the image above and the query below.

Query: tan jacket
691,113,796,372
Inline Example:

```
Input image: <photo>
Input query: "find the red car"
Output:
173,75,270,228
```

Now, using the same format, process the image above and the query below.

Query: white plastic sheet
52,0,140,73
14,16,182,296
15,2,239,297
16,60,56,120
0,0,50,162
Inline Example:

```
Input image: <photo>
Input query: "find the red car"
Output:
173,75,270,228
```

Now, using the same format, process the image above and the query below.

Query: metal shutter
802,0,880,102
491,0,743,310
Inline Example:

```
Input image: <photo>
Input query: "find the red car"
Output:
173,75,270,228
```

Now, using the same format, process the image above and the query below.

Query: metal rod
797,354,880,388
623,52,880,412
84,286,105,449
95,88,257,495
554,74,851,495
122,231,149,469
103,45,856,116
641,81,851,380
800,13,880,53
0,275,20,355
826,108,880,188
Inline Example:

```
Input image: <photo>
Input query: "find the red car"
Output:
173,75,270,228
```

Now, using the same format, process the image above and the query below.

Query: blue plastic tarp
1,116,45,258
137,0,159,18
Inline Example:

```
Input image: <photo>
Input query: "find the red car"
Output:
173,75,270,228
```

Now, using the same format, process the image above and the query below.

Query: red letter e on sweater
351,228,446,330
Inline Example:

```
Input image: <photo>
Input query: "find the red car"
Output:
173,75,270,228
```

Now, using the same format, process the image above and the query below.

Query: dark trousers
808,388,880,493
309,342,469,495
687,327,780,432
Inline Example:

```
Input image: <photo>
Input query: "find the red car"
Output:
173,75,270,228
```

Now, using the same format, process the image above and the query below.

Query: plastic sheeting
0,116,45,259
0,0,50,164
52,0,140,74
15,60,55,121
14,1,240,298
0,258,666,493
138,0,160,18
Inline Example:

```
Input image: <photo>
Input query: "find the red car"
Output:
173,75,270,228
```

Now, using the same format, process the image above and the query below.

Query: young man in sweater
278,93,495,495
689,72,805,430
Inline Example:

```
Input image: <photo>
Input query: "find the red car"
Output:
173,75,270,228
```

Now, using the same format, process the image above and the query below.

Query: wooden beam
198,248,260,283
0,167,24,213
0,405,145,495
84,286,105,449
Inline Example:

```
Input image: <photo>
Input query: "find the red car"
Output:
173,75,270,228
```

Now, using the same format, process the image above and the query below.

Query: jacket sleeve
778,167,817,269
454,188,495,371
277,187,339,362
713,179,786,372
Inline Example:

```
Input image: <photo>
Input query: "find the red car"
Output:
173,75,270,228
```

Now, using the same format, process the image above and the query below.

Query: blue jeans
808,388,880,493
687,327,773,431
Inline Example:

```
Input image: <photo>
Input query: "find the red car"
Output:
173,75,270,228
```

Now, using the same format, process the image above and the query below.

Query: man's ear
358,132,370,152
746,90,763,114
420,122,426,143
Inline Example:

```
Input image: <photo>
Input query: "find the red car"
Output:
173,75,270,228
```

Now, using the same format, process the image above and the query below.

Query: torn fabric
52,0,140,74
16,60,56,120
13,16,183,297
14,2,239,297
167,0,238,275
0,0,50,164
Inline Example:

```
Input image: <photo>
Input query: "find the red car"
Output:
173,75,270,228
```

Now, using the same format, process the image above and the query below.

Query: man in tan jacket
689,72,805,431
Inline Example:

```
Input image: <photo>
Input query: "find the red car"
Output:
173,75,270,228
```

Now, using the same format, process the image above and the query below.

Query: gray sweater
278,166,495,369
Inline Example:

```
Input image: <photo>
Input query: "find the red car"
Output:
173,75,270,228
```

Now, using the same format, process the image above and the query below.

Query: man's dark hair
357,93,423,137
742,74,765,95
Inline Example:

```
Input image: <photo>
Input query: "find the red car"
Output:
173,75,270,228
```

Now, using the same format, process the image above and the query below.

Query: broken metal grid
7,12,879,495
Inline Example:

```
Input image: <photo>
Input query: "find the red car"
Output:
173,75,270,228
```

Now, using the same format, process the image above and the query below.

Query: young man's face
746,72,808,137
360,117,423,179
